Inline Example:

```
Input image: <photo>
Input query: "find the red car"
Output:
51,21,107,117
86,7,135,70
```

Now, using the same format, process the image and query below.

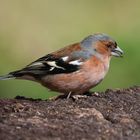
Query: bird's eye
107,42,117,50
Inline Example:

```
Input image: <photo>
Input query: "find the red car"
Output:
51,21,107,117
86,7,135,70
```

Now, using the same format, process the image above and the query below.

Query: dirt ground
0,86,140,140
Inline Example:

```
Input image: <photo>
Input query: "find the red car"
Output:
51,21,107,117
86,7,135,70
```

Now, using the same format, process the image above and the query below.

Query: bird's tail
0,74,15,80
0,69,32,81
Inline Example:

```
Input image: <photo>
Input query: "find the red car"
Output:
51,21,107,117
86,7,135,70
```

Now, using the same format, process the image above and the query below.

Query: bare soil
0,86,140,140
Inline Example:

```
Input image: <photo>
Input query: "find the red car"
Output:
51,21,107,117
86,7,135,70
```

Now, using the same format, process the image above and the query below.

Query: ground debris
0,86,140,140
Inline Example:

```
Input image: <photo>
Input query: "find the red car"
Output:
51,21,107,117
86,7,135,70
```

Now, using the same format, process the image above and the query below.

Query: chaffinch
0,33,123,97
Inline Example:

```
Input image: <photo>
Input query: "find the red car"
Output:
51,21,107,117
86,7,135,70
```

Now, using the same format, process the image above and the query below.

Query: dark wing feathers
10,54,81,79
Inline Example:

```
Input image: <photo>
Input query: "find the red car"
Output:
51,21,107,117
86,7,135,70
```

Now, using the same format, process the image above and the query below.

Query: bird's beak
111,46,124,57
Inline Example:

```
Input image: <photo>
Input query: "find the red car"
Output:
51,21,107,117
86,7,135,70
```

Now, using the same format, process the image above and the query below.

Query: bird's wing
25,53,83,75
10,43,89,78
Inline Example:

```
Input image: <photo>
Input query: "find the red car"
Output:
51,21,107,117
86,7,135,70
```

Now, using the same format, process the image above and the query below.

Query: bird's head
81,33,123,59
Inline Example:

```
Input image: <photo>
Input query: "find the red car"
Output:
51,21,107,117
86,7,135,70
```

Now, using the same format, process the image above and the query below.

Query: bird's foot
92,92,100,97
49,91,100,101
49,92,87,101
70,91,92,100
71,95,88,100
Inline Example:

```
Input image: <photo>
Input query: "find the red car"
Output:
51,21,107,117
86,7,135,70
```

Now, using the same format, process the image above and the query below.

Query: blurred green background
0,0,139,99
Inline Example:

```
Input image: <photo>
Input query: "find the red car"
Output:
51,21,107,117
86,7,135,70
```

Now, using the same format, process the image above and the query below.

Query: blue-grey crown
81,33,115,49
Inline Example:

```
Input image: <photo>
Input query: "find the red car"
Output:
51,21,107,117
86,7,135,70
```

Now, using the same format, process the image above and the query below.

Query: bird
0,33,123,98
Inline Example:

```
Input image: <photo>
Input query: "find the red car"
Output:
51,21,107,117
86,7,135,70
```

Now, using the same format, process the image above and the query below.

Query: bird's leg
66,91,72,99
49,90,100,100
49,92,72,100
